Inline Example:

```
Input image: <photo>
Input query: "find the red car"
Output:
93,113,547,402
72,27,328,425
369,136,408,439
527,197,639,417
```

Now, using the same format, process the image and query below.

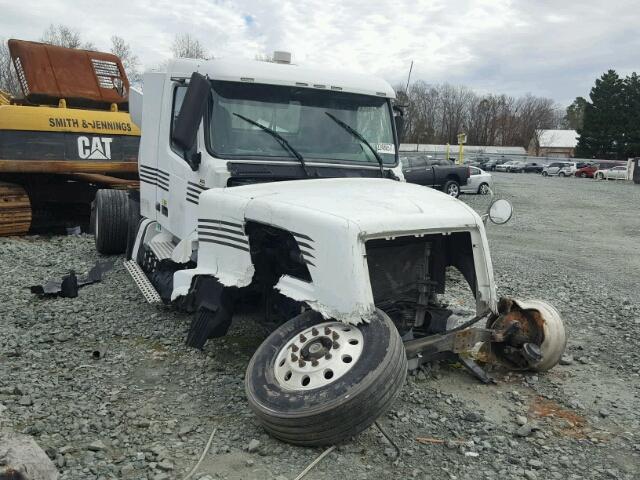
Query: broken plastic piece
30,260,114,297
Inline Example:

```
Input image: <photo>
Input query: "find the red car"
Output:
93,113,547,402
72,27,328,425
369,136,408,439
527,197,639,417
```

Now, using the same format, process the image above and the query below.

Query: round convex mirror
488,199,513,224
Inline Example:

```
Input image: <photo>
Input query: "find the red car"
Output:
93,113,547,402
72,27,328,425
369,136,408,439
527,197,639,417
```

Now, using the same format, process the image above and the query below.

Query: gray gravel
1,173,639,479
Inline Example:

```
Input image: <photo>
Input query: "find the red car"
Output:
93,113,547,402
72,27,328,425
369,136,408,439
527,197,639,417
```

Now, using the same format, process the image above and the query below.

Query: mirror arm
183,149,201,172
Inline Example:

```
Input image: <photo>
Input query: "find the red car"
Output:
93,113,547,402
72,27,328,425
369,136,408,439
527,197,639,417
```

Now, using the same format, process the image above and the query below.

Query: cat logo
77,136,113,160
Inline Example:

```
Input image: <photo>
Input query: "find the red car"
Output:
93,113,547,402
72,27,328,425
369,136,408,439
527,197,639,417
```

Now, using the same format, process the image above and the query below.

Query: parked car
461,166,493,195
523,162,544,173
574,163,599,178
542,162,572,177
495,161,516,172
484,158,508,171
564,162,578,175
494,161,511,172
474,156,491,168
400,154,470,197
509,161,526,173
594,165,629,180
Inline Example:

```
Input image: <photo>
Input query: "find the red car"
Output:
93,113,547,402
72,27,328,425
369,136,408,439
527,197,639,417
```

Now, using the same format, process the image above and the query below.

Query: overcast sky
1,0,638,106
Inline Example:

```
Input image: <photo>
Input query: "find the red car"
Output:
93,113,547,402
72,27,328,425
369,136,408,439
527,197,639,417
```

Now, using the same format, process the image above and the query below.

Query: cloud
2,0,638,105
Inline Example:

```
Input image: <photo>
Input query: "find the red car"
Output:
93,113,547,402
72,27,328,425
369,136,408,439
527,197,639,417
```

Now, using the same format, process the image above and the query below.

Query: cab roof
165,57,396,99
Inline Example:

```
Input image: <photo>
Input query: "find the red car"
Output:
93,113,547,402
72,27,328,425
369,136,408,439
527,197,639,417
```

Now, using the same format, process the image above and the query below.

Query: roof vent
273,51,292,64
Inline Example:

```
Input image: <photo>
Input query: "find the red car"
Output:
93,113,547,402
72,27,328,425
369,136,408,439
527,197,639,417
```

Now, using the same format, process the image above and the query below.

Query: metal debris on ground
29,260,115,297
180,427,217,480
375,421,402,460
292,445,336,480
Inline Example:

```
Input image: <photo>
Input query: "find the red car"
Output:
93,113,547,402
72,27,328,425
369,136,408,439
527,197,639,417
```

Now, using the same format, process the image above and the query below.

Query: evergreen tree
623,72,640,158
563,97,587,130
576,70,626,159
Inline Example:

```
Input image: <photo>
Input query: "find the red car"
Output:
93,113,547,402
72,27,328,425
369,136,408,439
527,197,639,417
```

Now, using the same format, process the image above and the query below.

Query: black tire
443,180,460,198
245,309,407,446
478,183,490,195
580,172,587,178
125,193,141,260
94,189,129,254
558,172,566,177
541,171,548,177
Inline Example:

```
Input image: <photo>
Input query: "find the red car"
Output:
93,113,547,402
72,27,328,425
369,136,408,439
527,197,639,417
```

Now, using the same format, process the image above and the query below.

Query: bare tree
399,81,560,148
40,24,94,50
171,34,208,60
0,39,20,97
110,36,140,84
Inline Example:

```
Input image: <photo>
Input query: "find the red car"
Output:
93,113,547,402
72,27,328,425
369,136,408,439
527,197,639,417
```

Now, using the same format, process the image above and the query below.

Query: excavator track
0,181,32,236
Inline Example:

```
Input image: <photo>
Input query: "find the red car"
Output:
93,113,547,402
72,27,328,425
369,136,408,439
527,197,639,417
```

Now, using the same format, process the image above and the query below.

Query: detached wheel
94,189,129,254
245,309,407,446
487,299,567,372
443,180,460,198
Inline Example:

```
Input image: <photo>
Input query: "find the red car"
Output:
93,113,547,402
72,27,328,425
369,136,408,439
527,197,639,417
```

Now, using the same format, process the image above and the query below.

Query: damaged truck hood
174,177,491,325
220,177,480,233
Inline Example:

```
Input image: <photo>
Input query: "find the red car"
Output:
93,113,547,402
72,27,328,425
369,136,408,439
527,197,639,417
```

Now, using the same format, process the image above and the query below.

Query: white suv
542,162,572,177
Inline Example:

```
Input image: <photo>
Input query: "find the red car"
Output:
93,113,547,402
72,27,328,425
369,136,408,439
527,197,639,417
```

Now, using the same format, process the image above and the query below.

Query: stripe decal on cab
290,231,315,267
139,165,169,192
186,181,209,206
198,218,248,252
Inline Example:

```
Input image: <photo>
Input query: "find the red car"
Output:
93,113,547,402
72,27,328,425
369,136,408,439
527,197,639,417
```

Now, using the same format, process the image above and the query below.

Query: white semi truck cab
93,55,567,447
130,57,404,242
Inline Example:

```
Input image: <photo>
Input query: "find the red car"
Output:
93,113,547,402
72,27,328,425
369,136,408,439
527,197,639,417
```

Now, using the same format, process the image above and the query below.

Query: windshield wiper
232,113,309,178
324,112,384,177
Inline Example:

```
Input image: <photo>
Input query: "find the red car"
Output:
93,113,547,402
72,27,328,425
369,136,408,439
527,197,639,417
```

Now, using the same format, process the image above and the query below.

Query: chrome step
123,260,162,303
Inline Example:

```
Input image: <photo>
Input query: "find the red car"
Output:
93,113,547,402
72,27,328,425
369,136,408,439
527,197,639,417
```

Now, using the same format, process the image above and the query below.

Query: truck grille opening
365,232,476,335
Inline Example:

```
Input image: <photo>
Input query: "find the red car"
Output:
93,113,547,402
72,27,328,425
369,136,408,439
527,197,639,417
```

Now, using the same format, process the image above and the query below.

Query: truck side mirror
487,199,513,224
393,106,405,142
171,72,210,171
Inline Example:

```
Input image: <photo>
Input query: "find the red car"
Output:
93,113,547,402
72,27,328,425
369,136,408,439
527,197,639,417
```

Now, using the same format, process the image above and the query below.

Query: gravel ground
1,173,639,480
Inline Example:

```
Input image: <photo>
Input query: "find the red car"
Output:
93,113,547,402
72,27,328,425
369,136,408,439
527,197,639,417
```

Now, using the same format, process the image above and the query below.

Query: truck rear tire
443,180,460,197
245,309,407,446
94,189,129,254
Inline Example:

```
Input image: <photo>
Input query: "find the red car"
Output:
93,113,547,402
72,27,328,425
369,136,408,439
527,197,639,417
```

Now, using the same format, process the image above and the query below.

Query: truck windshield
206,80,396,165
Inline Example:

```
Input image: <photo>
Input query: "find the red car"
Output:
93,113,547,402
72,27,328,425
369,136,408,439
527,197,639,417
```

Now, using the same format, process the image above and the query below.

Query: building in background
529,129,578,157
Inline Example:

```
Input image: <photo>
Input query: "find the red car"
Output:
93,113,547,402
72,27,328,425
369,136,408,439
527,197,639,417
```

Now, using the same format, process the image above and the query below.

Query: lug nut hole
284,371,292,381
342,354,352,364
324,369,334,380
348,339,359,345
301,375,311,386
279,358,286,367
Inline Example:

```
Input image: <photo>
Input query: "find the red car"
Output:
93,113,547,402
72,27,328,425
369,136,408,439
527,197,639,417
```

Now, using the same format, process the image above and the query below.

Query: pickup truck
400,154,470,197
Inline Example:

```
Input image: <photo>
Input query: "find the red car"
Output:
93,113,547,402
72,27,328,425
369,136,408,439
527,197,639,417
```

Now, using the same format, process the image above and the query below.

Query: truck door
166,82,207,239
424,159,438,186
404,156,428,185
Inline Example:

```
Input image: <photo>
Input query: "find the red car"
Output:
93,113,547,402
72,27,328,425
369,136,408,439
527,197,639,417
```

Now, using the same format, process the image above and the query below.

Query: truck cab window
205,80,397,167
170,85,188,153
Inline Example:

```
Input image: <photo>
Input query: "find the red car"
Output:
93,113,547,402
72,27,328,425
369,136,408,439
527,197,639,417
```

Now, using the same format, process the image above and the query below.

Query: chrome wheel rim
274,321,364,391
447,184,459,196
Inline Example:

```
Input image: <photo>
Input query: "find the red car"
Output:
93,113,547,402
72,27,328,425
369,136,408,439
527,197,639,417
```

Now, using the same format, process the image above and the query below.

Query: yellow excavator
0,39,140,236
